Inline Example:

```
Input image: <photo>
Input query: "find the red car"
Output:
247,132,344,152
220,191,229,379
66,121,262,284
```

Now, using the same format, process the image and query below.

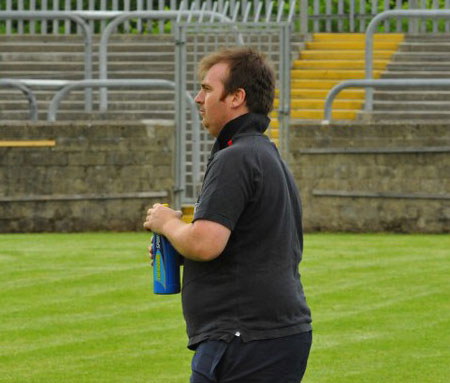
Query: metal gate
174,20,293,207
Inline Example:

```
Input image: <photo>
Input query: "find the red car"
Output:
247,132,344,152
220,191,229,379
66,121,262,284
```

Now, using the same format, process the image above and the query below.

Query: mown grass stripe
0,233,448,383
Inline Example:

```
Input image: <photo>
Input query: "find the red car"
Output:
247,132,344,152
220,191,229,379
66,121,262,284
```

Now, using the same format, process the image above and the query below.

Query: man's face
194,62,234,138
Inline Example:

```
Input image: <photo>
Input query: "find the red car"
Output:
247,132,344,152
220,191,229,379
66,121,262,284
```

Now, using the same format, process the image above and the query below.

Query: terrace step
372,101,450,111
373,90,450,101
398,42,450,53
391,52,450,62
387,62,450,71
359,34,450,121
0,100,176,111
291,33,402,121
0,110,178,121
0,90,175,102
366,111,450,121
382,71,450,79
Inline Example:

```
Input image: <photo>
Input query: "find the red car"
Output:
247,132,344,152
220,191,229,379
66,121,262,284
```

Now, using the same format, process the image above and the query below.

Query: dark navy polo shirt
182,113,312,350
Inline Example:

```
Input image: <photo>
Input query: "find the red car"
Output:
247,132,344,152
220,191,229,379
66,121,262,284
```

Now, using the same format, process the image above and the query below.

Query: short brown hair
197,47,275,115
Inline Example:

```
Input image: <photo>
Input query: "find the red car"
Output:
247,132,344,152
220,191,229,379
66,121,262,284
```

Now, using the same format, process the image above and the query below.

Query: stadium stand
4,33,450,125
373,34,450,121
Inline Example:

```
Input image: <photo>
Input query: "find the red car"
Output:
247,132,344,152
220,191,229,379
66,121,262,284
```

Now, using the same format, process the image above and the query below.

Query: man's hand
143,203,231,262
143,203,182,235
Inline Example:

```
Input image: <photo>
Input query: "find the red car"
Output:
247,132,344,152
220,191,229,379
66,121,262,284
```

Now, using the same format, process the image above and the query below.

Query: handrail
47,79,200,196
0,79,38,121
0,11,93,113
322,79,450,124
365,9,450,111
98,10,244,112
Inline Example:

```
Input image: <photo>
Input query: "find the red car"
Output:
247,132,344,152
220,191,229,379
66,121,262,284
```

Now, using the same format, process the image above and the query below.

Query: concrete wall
0,121,174,232
289,121,450,233
1,121,449,233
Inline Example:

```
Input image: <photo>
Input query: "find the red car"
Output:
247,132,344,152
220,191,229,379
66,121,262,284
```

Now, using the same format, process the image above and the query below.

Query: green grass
0,233,449,382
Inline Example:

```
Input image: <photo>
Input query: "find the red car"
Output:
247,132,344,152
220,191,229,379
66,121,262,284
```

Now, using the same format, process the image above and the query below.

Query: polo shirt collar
215,113,270,151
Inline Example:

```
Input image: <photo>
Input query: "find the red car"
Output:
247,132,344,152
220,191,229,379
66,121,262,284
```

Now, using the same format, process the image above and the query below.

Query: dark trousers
190,331,312,383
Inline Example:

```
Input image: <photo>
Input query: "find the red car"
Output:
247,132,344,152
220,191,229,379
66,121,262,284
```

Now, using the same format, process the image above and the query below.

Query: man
144,47,312,383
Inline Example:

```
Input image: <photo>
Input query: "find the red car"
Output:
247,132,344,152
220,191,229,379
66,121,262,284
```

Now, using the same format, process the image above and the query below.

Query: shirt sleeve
193,149,255,231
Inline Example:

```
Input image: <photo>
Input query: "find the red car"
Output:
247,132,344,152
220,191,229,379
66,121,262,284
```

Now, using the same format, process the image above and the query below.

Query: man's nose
194,90,203,104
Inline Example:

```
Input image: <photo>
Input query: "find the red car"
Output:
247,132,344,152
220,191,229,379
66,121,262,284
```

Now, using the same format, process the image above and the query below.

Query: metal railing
0,77,200,210
299,0,450,34
0,11,93,111
0,6,294,206
0,79,38,121
322,79,450,124
0,0,298,34
96,10,243,113
47,78,200,209
322,9,450,122
365,9,450,112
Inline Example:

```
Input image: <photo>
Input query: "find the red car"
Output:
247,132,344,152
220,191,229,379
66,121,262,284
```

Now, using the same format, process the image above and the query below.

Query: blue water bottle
152,205,181,294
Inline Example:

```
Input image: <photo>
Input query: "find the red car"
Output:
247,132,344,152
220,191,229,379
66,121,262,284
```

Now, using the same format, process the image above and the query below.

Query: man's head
195,47,275,137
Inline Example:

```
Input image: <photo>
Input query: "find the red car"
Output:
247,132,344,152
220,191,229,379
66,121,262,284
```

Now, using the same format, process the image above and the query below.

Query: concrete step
373,90,450,101
0,71,177,80
274,98,363,109
403,34,450,42
398,42,450,52
0,52,177,62
381,71,450,79
293,60,389,70
387,62,450,71
0,90,175,102
391,52,450,62
305,41,401,50
292,69,383,80
0,62,178,71
372,100,450,111
290,88,364,99
0,110,177,121
311,33,404,42
0,34,174,43
0,100,176,111
300,50,395,60
291,80,343,89
0,82,201,94
273,109,357,120
366,111,450,120
0,43,174,53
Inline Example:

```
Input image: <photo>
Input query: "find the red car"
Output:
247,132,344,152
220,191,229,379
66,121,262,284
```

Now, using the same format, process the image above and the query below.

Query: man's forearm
161,218,230,262
161,219,209,262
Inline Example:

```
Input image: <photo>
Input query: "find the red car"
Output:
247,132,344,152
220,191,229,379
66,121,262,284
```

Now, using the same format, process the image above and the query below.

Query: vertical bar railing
365,9,450,112
297,0,450,34
300,0,308,35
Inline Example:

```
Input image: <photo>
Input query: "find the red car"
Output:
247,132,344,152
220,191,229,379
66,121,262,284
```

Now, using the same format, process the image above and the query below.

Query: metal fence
301,0,450,34
2,0,450,34
173,21,292,202
0,0,298,34
0,8,293,207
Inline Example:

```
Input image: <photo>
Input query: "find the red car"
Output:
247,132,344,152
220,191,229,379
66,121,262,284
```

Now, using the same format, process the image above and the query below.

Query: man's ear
230,88,246,109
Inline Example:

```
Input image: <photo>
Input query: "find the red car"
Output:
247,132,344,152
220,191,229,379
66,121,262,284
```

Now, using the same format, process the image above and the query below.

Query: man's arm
144,204,231,262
